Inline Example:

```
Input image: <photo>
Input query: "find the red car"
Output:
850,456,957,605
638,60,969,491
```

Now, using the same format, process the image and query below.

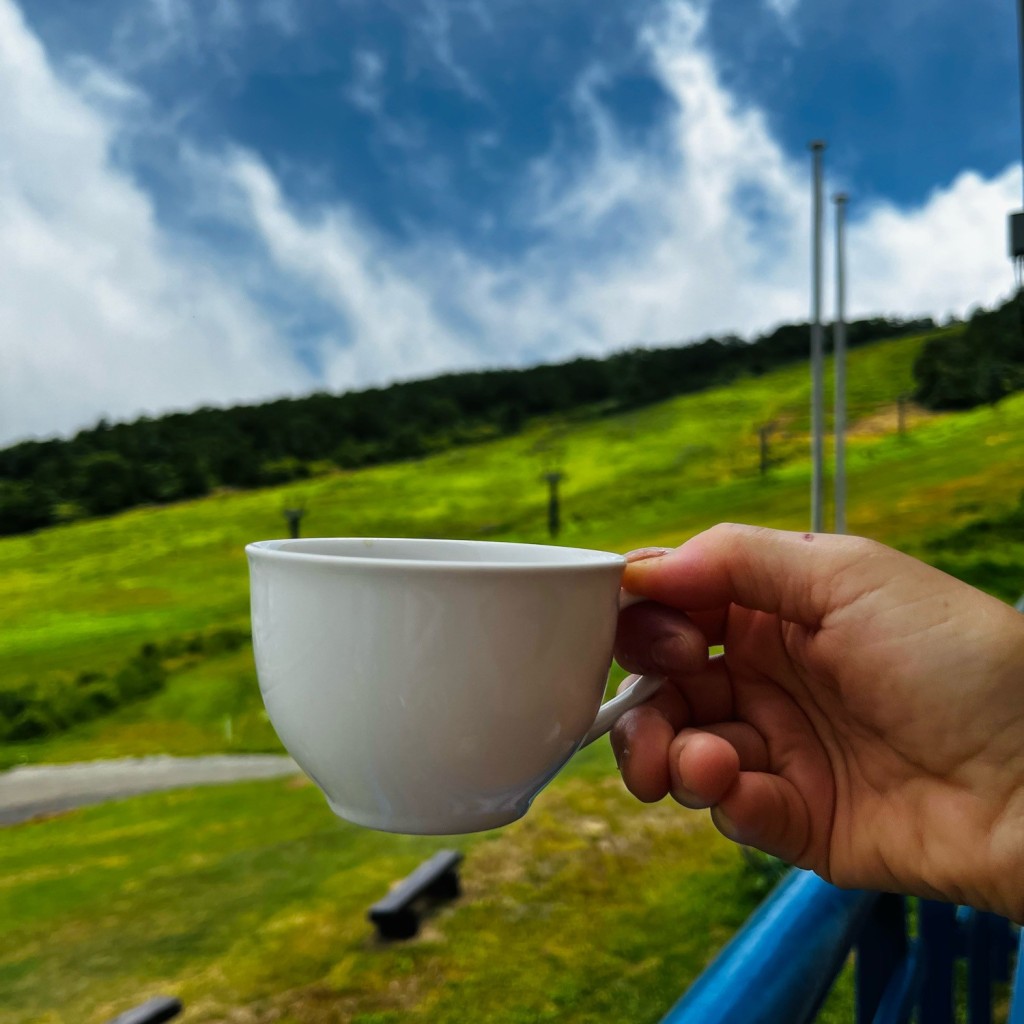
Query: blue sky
1,0,1021,443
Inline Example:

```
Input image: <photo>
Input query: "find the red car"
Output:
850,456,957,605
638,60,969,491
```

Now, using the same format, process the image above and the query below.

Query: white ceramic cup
246,537,662,835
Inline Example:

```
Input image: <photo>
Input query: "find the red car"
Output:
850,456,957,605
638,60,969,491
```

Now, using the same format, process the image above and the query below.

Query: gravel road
0,754,300,826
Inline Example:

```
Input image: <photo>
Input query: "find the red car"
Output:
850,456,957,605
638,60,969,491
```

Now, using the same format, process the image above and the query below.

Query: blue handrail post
659,870,877,1024
991,914,1017,984
919,900,957,1024
967,910,997,1024
1010,929,1024,1024
856,893,908,1023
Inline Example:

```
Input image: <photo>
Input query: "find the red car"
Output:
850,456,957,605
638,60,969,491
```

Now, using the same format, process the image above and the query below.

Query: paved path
0,754,300,826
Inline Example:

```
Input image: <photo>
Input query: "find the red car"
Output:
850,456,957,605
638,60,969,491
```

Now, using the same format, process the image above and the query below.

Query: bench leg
374,908,420,941
427,869,461,902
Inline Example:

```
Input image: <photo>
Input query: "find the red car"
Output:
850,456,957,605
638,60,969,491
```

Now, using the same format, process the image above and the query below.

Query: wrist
988,781,1024,923
981,612,1024,922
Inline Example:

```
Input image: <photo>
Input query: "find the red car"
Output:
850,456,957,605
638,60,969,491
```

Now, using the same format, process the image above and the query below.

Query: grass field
0,753,861,1024
1,327,1021,1022
5,328,1024,768
7,327,1024,694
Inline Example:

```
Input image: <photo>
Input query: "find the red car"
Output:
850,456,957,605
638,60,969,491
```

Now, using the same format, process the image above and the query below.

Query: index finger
623,524,877,628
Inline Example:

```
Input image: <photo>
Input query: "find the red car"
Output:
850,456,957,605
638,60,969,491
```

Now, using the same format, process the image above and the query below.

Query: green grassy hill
3,325,1023,1023
3,325,1024,766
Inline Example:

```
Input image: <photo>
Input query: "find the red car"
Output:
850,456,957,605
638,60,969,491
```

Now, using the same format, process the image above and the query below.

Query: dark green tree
914,297,1024,410
75,451,138,515
0,480,55,533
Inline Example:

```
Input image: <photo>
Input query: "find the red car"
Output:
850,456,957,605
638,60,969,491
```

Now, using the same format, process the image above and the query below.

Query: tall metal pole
1018,0,1024,206
1014,0,1024,283
809,141,826,533
1011,0,1024,278
833,193,849,535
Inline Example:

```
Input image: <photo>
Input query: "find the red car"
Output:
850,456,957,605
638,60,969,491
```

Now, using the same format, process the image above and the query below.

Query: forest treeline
0,315,939,536
913,293,1024,410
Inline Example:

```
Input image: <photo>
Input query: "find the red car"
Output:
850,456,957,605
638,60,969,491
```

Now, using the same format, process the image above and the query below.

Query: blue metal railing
1013,927,1024,1024
660,870,1021,1024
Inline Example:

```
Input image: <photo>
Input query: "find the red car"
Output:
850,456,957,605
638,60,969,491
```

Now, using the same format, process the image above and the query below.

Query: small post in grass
282,505,306,539
897,393,909,437
544,471,565,538
758,423,777,476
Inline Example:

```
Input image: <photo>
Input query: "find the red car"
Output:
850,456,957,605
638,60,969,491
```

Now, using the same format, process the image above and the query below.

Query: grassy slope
0,768,790,1024
0,647,282,766
1,328,1022,1022
9,325,1024,694
6,328,1024,769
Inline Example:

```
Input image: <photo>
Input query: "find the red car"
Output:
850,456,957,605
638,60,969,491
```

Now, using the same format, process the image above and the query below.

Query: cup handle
580,672,664,748
580,589,664,748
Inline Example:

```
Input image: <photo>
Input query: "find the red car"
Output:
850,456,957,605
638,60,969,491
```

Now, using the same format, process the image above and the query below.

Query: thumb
623,524,878,628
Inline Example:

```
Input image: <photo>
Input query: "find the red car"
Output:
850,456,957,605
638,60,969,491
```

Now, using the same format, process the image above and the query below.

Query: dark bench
368,849,464,940
104,996,182,1024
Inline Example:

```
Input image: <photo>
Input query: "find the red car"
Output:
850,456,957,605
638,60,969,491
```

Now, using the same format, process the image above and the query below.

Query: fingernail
671,783,708,810
625,547,672,563
651,634,693,671
712,806,740,842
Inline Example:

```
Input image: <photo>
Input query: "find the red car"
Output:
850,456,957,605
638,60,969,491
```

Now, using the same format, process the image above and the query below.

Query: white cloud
849,169,1020,316
765,0,800,21
317,0,1007,368
64,56,148,113
108,0,259,75
258,0,299,35
197,0,813,391
111,0,199,71
519,0,1018,338
346,50,386,115
0,0,312,444
0,0,1019,447
227,153,482,388
415,0,489,102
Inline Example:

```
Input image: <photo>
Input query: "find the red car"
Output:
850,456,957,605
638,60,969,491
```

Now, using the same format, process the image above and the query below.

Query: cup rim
246,537,626,572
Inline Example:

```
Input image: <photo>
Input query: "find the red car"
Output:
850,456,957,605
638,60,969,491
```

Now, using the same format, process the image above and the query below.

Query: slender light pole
833,193,849,535
1018,0,1024,206
809,141,827,533
1010,0,1024,275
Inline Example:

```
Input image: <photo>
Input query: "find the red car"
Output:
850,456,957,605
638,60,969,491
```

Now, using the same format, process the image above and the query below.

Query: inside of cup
253,537,624,569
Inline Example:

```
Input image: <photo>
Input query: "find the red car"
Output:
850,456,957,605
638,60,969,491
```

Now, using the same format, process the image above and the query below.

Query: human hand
612,524,1024,921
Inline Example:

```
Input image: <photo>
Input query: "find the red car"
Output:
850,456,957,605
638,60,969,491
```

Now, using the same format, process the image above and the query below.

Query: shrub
200,627,251,656
114,648,166,701
7,707,58,741
78,680,122,716
0,629,250,743
0,686,32,722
